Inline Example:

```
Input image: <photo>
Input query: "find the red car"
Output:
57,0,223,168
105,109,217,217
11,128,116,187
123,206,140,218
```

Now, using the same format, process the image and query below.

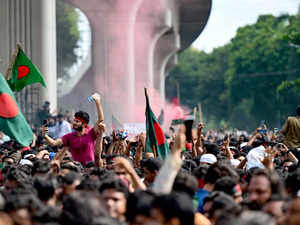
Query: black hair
206,192,239,220
172,171,198,198
61,171,81,185
32,160,51,176
76,177,101,191
4,166,32,187
99,178,129,198
140,158,163,173
33,177,57,201
251,169,287,198
125,190,155,223
85,161,95,169
204,143,220,156
61,191,108,225
193,164,209,180
204,161,238,185
61,163,81,173
151,193,194,225
74,111,90,124
182,159,197,173
214,176,238,196
89,168,116,180
285,168,300,197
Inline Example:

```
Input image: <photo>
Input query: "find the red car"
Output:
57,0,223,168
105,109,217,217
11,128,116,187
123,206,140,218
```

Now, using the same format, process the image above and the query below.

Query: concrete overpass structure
0,0,211,125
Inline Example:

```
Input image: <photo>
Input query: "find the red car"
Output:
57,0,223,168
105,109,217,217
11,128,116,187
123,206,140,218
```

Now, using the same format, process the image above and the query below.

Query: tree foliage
166,14,300,131
56,0,80,78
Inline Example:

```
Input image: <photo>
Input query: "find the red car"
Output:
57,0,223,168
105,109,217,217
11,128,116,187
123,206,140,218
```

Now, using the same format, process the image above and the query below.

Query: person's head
285,198,300,225
48,116,56,126
214,176,243,203
5,188,44,225
57,113,64,124
172,171,198,199
193,164,209,188
61,191,108,225
126,190,155,225
248,169,286,210
282,160,293,172
32,159,50,177
99,178,129,221
33,177,57,202
73,111,90,131
43,101,50,111
296,105,300,116
203,191,239,224
36,149,50,160
263,195,286,225
204,161,238,187
60,171,81,195
204,143,220,156
2,156,15,166
3,166,31,189
141,158,163,186
285,168,300,197
150,193,194,225
60,162,82,176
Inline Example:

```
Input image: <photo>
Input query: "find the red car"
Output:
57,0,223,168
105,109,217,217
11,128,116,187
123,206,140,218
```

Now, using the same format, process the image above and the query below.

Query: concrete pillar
134,0,172,90
34,0,57,110
64,0,143,123
153,31,180,107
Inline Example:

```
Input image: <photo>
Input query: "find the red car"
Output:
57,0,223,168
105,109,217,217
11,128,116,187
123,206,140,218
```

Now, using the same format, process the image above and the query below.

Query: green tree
56,0,80,78
227,15,300,129
167,14,300,131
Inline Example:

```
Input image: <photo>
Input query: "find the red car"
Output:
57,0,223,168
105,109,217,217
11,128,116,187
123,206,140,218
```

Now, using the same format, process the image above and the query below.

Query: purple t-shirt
61,128,97,166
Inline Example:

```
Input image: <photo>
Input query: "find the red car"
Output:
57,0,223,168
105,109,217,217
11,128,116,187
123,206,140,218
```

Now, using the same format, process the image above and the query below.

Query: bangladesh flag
7,46,46,92
145,89,169,160
0,73,33,146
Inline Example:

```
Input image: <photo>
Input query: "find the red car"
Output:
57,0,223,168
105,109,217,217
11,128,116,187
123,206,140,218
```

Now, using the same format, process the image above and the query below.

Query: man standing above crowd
42,93,104,166
281,105,300,150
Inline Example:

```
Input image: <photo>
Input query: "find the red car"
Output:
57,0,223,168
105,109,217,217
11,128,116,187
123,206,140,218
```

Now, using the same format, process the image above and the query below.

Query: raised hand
41,125,48,137
98,122,106,133
91,93,101,103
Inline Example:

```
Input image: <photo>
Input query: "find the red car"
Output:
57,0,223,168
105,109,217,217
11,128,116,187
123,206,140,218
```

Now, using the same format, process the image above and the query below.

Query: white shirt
54,120,72,138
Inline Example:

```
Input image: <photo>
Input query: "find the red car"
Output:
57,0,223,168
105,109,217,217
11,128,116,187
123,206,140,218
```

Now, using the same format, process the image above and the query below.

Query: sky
193,0,300,52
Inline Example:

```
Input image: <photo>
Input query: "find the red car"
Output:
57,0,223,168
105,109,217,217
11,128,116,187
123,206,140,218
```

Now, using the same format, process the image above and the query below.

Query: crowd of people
0,93,299,225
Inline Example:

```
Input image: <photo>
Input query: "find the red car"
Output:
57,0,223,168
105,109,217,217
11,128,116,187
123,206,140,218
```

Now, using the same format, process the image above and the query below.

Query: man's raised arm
91,93,104,123
42,125,63,147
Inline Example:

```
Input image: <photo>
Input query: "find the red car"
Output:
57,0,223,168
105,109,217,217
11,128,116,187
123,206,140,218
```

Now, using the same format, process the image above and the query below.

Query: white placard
123,123,146,136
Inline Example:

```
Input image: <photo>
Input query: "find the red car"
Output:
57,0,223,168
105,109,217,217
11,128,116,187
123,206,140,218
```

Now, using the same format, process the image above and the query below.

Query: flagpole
198,103,203,123
193,107,197,120
152,145,157,158
5,44,21,80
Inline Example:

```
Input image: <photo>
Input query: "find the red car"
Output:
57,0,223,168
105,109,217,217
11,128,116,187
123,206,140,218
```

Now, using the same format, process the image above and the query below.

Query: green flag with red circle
0,73,33,146
145,89,169,160
7,46,46,92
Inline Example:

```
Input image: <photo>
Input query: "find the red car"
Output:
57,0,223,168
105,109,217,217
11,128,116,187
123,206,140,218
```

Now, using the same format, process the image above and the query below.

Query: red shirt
61,128,97,166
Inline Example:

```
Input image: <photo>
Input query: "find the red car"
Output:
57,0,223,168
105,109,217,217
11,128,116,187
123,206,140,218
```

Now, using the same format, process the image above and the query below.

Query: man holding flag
145,88,169,160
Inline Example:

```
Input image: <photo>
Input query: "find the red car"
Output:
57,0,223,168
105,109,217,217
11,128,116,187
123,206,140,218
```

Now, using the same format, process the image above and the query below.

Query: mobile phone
258,120,266,133
43,119,48,126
